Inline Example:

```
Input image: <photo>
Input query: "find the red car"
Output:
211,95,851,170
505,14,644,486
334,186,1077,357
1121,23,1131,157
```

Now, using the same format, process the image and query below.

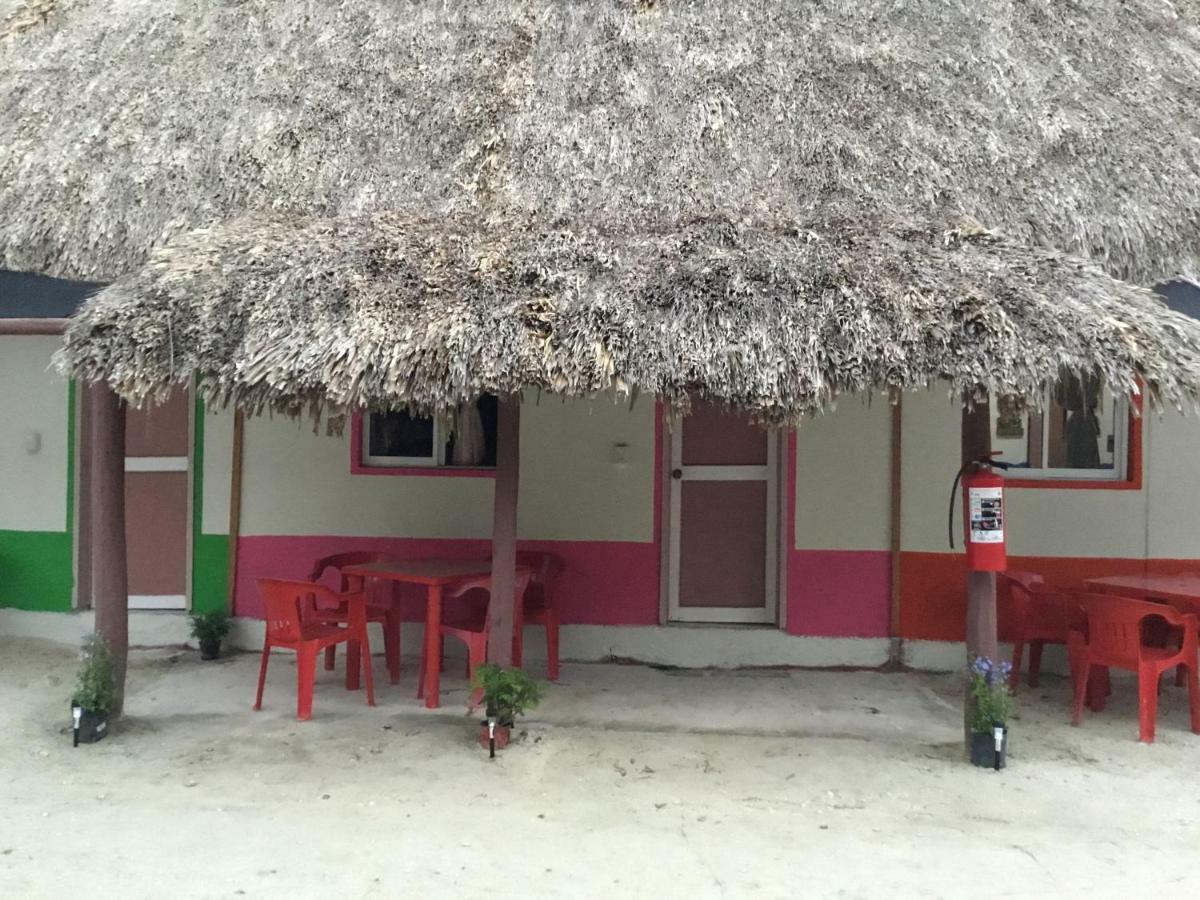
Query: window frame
350,412,496,478
1000,392,1143,491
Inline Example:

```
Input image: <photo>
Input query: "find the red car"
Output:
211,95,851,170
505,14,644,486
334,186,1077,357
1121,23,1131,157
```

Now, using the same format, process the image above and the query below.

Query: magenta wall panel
785,549,891,638
234,535,661,626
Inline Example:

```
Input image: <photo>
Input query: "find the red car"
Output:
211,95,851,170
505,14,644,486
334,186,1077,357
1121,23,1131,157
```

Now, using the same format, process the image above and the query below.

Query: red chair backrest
1077,592,1191,667
309,551,387,589
516,551,565,608
1001,571,1044,593
1000,571,1080,639
259,579,307,643
447,570,535,631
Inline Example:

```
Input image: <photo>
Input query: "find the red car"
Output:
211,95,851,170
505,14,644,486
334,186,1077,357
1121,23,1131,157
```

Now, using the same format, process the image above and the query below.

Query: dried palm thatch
2,0,1199,284
56,214,1200,424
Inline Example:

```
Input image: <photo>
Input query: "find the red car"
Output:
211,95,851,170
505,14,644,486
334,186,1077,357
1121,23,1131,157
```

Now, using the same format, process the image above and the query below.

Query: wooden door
123,390,191,609
668,402,778,623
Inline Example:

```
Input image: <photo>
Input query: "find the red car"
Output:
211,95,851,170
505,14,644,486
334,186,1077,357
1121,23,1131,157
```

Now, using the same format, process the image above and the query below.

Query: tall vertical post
225,408,245,613
962,395,997,746
887,395,903,667
487,396,521,666
90,385,129,715
961,397,998,663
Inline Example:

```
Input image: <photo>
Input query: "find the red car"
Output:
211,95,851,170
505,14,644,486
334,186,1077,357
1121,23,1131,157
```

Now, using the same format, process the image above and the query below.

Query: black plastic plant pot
199,638,221,660
970,727,1008,769
73,707,108,745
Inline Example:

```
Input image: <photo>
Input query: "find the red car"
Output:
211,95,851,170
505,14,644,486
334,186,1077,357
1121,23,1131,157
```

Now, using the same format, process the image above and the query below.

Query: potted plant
190,609,232,660
968,656,1015,769
471,664,543,753
71,634,115,745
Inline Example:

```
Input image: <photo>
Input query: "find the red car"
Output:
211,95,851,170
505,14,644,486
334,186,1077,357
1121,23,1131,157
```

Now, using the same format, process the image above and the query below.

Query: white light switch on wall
23,430,42,455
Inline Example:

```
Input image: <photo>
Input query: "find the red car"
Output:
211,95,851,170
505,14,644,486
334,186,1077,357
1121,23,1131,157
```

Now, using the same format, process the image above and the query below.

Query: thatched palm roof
56,214,1200,423
2,0,1200,284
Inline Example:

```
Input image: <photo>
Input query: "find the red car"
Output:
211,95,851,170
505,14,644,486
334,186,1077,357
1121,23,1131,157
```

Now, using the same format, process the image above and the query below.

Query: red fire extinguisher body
962,464,1006,572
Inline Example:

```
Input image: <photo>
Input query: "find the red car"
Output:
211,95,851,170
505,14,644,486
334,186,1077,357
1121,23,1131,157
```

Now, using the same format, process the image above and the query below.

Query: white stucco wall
237,393,655,542
224,378,1200,560
794,395,892,552
899,388,963,555
1145,409,1200,560
0,336,69,532
900,387,1161,559
199,406,234,536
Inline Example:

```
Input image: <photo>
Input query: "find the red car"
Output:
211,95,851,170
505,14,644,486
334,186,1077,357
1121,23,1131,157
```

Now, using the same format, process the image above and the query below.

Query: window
360,395,498,470
991,374,1130,482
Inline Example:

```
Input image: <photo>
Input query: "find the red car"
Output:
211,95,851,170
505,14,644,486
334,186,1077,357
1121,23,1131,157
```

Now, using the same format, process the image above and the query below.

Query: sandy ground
2,638,1200,899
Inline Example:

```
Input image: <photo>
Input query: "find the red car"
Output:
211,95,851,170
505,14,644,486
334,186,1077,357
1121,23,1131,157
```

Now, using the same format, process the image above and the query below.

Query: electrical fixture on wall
610,442,629,467
23,430,41,455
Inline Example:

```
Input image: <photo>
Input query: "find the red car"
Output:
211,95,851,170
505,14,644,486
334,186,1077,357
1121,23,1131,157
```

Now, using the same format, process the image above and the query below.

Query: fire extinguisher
948,454,1012,572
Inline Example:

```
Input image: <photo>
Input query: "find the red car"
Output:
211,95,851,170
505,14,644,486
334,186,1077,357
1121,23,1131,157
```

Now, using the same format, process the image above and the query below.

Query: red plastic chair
308,551,402,685
1068,593,1200,743
1000,571,1085,691
418,569,534,707
254,578,376,720
513,551,564,681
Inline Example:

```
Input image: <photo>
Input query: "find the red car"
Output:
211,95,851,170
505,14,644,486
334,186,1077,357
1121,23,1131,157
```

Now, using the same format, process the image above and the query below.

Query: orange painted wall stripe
899,551,1200,642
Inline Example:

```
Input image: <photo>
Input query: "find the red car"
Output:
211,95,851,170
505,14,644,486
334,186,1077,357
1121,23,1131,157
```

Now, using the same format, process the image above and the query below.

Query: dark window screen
368,411,435,459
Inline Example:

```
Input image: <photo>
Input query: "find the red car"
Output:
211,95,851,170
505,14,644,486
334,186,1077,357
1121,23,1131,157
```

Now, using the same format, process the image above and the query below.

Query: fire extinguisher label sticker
968,486,1004,544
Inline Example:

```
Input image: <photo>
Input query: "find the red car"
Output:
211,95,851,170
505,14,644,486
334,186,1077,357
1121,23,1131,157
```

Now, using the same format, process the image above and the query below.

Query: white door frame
667,419,779,624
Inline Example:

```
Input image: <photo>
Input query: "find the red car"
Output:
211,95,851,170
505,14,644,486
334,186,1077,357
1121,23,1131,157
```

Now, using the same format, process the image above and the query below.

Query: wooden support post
0,317,68,336
90,385,129,715
887,395,903,667
75,385,94,609
224,408,245,613
961,397,998,745
487,397,520,666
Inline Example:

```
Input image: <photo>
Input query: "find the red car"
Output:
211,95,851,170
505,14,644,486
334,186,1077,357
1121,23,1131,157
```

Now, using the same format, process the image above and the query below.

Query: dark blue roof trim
0,270,104,319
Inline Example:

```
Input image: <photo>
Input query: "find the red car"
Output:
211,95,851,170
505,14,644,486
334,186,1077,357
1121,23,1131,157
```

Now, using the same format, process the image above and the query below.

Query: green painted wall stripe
190,398,231,613
0,530,73,611
192,534,231,614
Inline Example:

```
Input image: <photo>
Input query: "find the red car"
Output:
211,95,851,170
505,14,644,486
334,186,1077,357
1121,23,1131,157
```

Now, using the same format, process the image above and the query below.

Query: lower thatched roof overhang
55,214,1200,425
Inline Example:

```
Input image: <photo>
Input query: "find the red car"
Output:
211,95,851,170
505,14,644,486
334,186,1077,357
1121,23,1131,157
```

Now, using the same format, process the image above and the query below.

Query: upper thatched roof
55,214,1200,424
3,0,1200,284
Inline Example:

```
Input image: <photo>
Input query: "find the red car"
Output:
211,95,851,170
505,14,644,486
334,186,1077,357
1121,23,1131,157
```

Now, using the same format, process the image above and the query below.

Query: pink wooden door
668,402,778,623
124,390,191,609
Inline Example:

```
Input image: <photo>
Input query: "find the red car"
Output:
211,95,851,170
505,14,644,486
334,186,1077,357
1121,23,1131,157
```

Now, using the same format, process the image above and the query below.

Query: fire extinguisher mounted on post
948,454,1012,572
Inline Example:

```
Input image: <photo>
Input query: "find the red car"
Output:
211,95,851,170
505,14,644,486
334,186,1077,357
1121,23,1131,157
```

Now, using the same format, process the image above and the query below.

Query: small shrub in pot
968,657,1015,769
71,634,115,745
190,610,232,660
471,664,543,751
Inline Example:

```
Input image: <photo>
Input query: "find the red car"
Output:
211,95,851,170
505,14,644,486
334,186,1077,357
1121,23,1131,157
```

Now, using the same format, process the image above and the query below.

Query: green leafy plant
189,610,231,644
471,664,543,725
71,634,116,714
968,657,1015,733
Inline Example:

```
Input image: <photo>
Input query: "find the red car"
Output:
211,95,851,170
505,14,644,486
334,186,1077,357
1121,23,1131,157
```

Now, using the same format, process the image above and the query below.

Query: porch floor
3,637,1199,897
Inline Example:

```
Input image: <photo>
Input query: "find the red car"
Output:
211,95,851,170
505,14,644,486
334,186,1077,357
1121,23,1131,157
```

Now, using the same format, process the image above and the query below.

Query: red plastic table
341,559,505,709
1085,574,1200,612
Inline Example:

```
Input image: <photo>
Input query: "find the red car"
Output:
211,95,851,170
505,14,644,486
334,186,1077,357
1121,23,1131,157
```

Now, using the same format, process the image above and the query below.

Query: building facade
5,320,1200,669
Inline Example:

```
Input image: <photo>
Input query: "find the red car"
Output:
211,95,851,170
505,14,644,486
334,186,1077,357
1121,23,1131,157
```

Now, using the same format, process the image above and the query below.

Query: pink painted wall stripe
234,535,661,626
785,549,891,638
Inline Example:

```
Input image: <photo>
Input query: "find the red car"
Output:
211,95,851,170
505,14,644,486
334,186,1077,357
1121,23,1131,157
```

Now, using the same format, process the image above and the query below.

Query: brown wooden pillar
90,384,129,714
225,409,245,612
961,398,999,663
887,395,903,667
487,396,520,666
961,396,998,746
